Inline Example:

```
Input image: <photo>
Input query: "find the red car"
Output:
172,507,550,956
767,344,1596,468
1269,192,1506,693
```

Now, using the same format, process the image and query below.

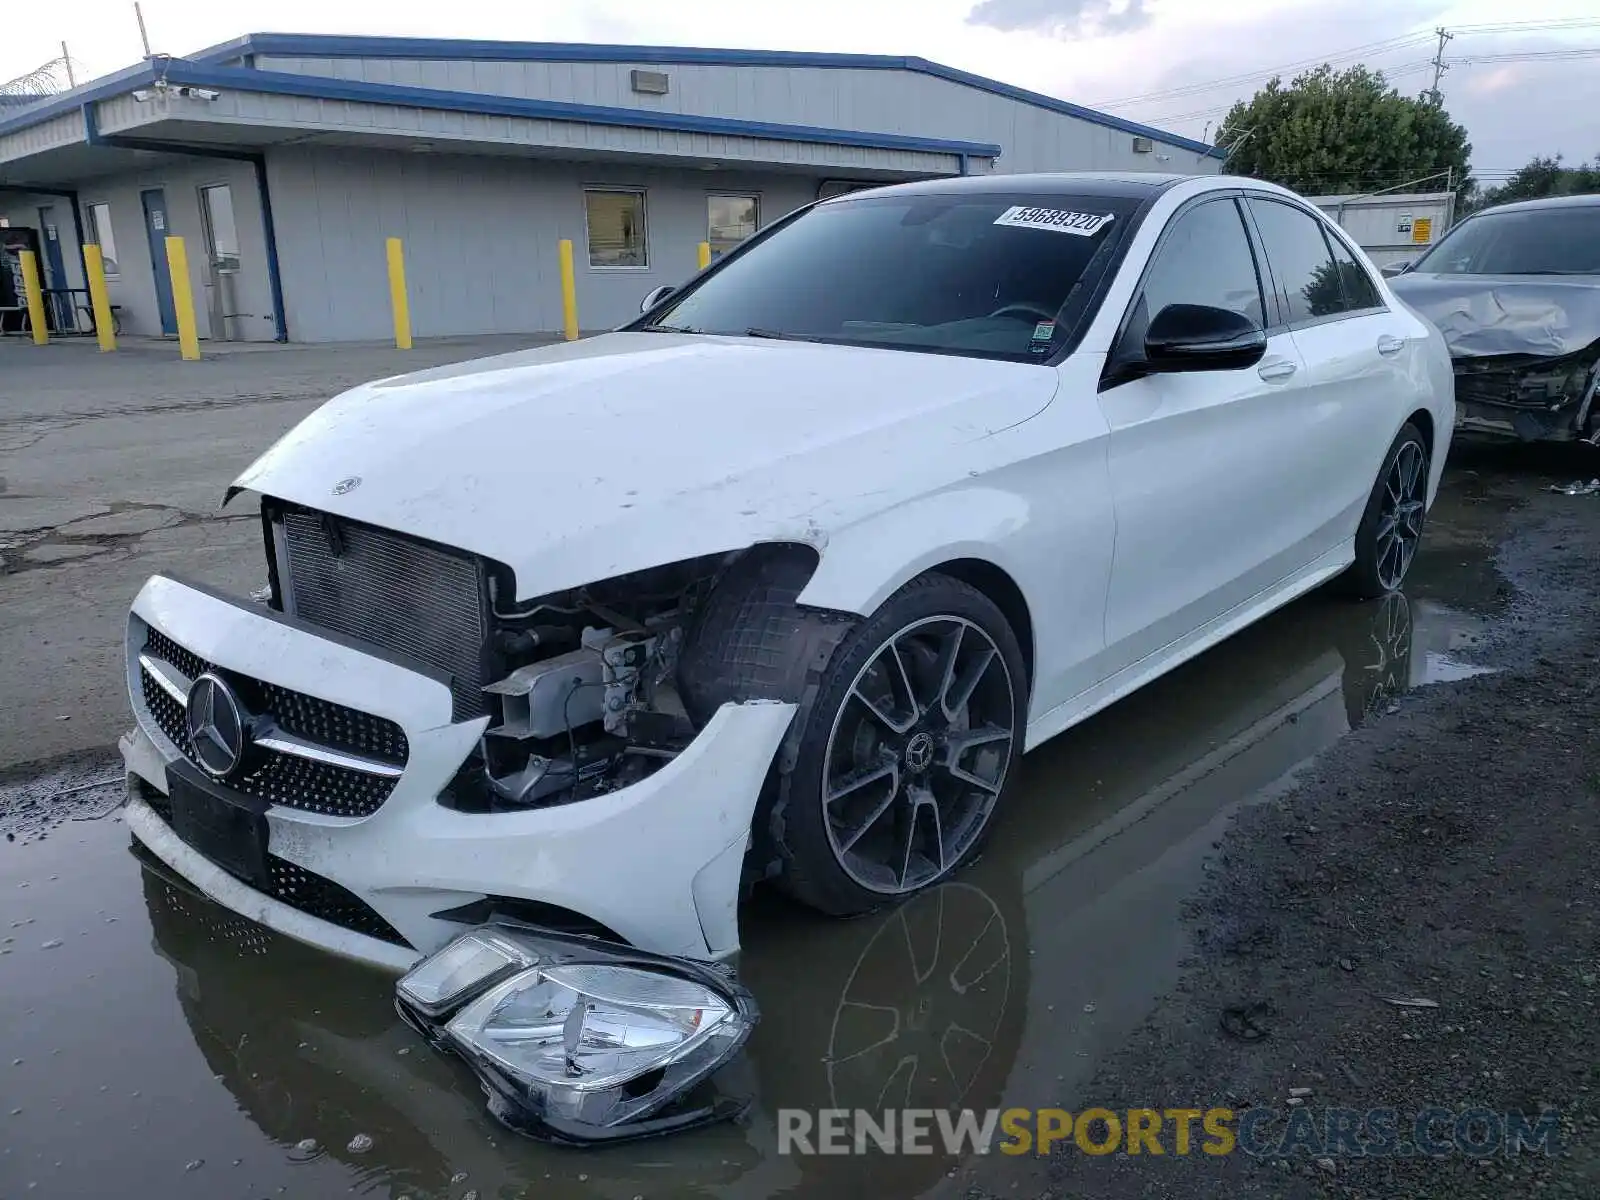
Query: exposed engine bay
469,553,727,809
255,495,814,817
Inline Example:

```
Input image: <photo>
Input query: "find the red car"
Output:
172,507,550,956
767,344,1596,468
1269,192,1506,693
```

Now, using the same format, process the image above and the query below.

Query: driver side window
1122,198,1267,353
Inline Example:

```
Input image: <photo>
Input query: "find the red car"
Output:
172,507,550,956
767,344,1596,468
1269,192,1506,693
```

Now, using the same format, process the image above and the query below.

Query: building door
36,206,71,331
140,188,178,335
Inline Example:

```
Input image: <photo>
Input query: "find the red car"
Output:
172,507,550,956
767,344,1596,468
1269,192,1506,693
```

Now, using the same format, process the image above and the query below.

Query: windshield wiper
636,323,709,333
741,327,823,342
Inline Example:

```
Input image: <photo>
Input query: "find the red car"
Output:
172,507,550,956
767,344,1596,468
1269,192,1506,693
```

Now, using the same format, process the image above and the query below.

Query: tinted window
1136,197,1265,334
1248,198,1346,323
648,193,1138,362
1326,232,1382,310
1412,205,1600,275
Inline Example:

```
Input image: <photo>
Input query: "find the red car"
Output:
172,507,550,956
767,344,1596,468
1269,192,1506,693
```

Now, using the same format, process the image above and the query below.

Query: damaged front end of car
395,925,759,1144
1390,276,1600,443
1451,344,1600,444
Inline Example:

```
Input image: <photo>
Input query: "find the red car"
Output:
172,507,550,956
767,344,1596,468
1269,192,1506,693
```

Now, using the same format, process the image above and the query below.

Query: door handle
1377,335,1407,356
1257,359,1298,382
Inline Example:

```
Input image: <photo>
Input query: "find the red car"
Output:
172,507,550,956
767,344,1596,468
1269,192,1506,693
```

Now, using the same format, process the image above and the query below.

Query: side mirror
1380,259,1414,278
1143,303,1266,373
639,285,676,314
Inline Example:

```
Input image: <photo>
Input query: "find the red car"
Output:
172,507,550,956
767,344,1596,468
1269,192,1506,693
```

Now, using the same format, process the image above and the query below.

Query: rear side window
1326,232,1383,311
1248,198,1347,323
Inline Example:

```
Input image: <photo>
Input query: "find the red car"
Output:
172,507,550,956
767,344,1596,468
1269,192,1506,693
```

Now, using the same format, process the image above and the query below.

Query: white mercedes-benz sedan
121,172,1455,975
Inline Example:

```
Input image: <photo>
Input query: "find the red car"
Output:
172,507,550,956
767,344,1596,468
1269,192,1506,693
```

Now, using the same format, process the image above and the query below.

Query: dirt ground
965,452,1600,1199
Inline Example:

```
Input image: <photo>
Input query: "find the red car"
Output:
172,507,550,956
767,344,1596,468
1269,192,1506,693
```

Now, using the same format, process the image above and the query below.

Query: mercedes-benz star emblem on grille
331,476,362,496
185,673,249,779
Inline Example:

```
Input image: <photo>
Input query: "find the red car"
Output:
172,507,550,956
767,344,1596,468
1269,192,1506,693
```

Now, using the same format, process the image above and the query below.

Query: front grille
278,509,489,721
134,806,408,948
265,857,408,945
139,631,407,819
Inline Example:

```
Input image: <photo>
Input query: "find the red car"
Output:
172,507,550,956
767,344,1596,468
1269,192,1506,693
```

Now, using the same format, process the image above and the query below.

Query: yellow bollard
84,244,117,351
164,236,201,360
18,250,48,345
386,237,413,350
697,241,712,271
558,239,579,342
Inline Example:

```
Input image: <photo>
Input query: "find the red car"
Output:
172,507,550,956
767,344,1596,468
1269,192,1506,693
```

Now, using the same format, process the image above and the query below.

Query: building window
584,189,648,268
707,194,759,259
86,203,119,277
199,184,241,273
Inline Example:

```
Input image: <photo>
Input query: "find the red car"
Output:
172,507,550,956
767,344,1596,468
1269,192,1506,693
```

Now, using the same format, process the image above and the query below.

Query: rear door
1095,194,1311,670
1243,196,1409,554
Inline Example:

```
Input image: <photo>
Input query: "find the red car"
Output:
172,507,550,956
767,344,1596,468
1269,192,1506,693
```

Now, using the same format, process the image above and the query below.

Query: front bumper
121,575,796,972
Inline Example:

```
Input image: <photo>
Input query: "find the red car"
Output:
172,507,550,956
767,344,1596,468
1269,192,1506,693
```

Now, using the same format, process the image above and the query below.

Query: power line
1091,16,1600,112
1090,31,1437,108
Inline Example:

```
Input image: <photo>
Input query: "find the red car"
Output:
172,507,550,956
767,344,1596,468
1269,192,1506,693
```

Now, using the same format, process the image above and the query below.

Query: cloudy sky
5,0,1597,180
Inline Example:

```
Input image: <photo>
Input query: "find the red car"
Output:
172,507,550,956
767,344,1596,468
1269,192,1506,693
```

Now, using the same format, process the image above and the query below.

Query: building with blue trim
0,33,1221,342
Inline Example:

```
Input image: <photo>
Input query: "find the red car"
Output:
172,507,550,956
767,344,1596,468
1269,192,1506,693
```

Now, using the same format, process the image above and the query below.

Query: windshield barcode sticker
993,207,1115,236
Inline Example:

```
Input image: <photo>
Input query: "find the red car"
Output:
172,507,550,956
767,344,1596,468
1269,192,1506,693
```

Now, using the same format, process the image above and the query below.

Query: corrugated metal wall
265,146,818,341
254,55,1219,175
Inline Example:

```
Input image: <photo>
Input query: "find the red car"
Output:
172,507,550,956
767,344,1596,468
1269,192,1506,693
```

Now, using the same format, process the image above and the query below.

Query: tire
1339,421,1430,600
705,572,1028,920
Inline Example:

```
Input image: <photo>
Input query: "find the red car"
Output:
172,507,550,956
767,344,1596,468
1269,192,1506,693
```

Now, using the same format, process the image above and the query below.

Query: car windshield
644,192,1140,362
1414,205,1600,275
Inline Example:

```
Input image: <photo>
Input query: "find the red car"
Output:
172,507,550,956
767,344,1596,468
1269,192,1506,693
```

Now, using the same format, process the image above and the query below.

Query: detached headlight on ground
396,927,758,1143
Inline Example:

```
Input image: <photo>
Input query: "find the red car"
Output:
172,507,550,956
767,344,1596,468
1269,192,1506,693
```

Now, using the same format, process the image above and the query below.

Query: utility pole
134,2,152,58
1425,26,1453,105
61,42,75,88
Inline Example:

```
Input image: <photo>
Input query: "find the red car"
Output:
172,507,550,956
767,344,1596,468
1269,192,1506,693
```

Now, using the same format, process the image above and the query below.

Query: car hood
233,332,1059,597
1389,273,1600,358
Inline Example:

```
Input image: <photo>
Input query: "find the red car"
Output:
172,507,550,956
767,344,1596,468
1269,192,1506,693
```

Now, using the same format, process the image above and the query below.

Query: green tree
1217,65,1471,202
1472,154,1600,210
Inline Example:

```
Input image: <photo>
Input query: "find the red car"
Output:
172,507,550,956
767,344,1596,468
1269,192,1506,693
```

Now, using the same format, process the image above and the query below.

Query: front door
140,188,178,335
36,206,71,332
1095,194,1311,671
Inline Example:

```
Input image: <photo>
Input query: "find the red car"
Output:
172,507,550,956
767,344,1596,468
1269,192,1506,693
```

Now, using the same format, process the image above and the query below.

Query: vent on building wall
631,69,670,95
1131,136,1154,154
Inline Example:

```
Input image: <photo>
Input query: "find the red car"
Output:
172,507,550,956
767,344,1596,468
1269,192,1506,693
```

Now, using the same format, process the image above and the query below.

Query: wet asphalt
5,449,1571,1200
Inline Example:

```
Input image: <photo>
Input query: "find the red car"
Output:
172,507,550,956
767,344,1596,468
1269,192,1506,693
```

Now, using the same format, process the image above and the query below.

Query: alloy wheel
822,616,1017,895
1375,440,1426,591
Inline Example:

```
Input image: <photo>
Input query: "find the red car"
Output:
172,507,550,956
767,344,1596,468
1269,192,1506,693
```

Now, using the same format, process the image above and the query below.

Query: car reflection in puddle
135,572,1496,1199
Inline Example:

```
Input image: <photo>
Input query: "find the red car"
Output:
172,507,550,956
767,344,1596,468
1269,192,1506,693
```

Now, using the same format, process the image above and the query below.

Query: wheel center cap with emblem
904,731,936,774
185,673,249,778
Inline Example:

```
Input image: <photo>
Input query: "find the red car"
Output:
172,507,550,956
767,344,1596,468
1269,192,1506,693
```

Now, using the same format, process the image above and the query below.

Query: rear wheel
1340,422,1430,600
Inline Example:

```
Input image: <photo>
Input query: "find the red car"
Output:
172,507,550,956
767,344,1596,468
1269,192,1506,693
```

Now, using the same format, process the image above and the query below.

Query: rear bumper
122,574,796,972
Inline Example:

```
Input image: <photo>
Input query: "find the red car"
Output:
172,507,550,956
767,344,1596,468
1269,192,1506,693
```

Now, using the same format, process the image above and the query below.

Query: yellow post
83,244,117,351
386,236,413,350
18,250,48,345
558,238,579,341
164,236,201,360
697,241,712,271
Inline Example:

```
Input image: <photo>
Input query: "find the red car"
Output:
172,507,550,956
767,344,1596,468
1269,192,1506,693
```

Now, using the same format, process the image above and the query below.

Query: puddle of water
0,519,1506,1200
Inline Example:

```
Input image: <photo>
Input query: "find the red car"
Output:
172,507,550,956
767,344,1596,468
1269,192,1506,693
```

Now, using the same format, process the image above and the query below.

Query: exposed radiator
279,509,489,721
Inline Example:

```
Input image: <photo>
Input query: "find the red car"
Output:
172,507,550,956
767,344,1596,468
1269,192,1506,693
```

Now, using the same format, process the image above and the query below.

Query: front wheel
1340,422,1430,600
766,574,1028,916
